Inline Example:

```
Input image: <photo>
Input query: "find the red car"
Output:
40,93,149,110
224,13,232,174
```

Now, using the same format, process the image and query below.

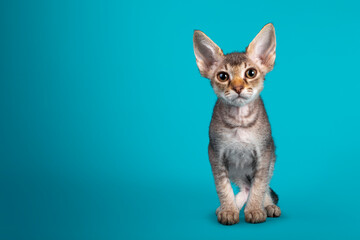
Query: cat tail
270,188,279,205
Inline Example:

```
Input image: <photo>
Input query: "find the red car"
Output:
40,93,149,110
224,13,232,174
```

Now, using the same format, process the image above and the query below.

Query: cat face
193,24,276,107
209,53,265,106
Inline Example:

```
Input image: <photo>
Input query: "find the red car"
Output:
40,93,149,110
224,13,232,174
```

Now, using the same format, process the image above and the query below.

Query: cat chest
222,128,258,151
222,129,257,181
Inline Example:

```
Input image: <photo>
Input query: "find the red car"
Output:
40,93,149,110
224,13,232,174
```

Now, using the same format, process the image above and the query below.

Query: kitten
193,23,281,225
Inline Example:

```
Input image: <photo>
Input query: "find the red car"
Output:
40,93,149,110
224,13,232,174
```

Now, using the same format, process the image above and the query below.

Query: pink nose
232,86,244,94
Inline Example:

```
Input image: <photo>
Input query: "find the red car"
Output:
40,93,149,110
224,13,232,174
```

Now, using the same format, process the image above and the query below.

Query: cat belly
225,146,256,187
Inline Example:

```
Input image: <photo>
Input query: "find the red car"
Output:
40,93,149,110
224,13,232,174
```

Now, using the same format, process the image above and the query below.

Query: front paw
244,208,267,223
216,208,239,225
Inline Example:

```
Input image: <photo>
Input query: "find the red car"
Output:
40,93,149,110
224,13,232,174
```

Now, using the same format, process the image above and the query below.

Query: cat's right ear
193,30,223,78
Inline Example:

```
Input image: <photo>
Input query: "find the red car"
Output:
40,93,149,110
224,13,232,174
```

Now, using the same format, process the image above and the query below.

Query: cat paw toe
216,209,239,225
245,209,267,223
265,205,281,217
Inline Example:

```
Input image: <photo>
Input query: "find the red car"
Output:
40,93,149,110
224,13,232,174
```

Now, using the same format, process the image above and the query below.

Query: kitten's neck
217,96,261,128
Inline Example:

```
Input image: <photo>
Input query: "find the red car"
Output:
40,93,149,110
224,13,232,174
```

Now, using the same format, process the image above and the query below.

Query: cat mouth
236,95,247,99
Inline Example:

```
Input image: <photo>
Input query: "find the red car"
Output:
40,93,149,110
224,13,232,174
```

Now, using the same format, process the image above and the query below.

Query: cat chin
222,94,258,107
222,97,250,107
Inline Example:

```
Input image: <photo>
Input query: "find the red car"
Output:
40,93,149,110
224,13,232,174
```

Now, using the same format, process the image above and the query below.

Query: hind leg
264,190,281,217
215,186,249,215
235,187,250,211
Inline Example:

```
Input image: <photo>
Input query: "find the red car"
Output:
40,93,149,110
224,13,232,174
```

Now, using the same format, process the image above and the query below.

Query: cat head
193,23,276,107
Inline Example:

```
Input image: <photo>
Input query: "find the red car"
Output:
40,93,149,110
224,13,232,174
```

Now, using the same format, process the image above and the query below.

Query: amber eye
245,68,257,79
217,72,229,82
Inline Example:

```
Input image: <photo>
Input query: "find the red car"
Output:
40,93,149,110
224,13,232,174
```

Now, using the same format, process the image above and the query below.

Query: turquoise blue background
1,0,360,239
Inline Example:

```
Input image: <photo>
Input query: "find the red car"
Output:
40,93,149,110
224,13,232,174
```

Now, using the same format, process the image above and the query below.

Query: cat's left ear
246,23,276,73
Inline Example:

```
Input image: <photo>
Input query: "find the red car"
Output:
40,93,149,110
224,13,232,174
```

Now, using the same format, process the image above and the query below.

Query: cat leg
209,145,239,225
244,150,273,224
264,189,281,217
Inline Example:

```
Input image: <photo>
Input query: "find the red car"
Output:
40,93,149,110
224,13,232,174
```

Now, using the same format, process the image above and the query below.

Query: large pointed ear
193,30,223,78
246,23,276,73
